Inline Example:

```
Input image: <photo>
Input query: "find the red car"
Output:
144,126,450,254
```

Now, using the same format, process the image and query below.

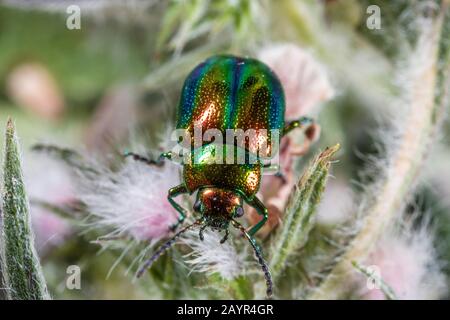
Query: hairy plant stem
310,2,449,300
0,119,50,300
269,144,340,283
351,261,397,300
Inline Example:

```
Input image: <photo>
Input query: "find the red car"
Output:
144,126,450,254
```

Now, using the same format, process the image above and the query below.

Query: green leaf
0,118,50,300
269,144,340,282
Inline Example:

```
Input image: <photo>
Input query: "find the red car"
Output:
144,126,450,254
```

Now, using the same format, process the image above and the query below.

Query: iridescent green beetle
127,55,313,297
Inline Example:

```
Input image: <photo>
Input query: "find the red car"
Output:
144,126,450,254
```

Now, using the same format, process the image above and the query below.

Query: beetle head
194,187,244,230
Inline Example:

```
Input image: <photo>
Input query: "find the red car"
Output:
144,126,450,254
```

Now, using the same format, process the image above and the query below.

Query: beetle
126,55,313,297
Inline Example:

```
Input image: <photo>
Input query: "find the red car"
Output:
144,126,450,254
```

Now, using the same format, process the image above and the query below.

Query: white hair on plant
258,43,334,119
361,213,447,300
316,179,356,226
310,2,449,299
77,154,181,243
181,229,247,280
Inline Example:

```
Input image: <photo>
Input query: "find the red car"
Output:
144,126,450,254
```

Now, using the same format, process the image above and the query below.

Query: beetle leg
168,184,189,231
159,151,173,161
282,116,313,136
274,171,288,184
246,197,268,236
220,229,229,244
263,162,279,170
263,163,287,184
124,151,173,167
199,224,207,241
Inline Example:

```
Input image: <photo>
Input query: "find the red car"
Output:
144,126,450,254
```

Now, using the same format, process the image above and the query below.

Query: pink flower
84,85,138,153
6,62,65,120
31,207,71,251
258,44,334,120
358,226,446,300
78,157,181,242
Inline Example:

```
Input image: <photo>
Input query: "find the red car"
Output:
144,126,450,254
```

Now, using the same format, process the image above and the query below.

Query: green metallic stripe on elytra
177,59,209,128
177,55,235,130
231,57,285,131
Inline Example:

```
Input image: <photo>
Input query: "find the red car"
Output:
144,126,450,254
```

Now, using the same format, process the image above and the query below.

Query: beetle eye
235,206,244,218
193,200,201,212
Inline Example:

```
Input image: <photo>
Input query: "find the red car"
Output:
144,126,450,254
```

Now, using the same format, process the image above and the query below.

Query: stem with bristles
0,118,50,300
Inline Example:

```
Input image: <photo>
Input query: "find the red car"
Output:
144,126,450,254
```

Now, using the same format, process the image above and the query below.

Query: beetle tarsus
274,171,287,184
220,229,229,244
170,217,186,232
199,224,207,241
282,116,314,136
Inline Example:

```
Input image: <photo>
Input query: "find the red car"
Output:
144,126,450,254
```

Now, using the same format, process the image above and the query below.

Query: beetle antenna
136,219,203,278
232,220,273,298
